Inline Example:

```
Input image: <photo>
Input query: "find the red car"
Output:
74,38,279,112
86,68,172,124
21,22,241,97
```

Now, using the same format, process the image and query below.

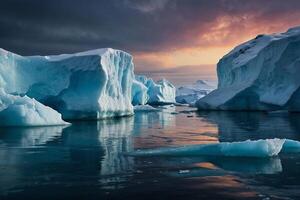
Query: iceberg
132,79,149,105
135,75,176,104
176,80,216,105
149,79,176,104
130,139,285,158
0,89,68,126
196,27,300,111
282,139,300,153
0,48,134,120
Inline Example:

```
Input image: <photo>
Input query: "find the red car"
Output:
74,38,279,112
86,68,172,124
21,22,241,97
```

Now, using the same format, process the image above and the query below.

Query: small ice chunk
134,105,159,112
0,89,68,126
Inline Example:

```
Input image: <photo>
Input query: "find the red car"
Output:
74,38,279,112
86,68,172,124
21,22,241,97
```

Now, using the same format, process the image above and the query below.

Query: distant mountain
176,80,216,105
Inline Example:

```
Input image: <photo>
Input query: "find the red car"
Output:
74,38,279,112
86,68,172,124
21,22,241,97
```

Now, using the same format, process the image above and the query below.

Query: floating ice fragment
130,139,286,158
0,89,68,126
134,105,159,112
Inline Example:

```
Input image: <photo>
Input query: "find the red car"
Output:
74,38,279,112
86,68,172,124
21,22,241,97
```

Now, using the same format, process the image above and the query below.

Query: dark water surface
1,106,300,200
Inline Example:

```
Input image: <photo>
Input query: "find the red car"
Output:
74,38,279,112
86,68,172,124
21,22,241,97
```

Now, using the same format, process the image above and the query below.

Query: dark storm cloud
1,0,300,55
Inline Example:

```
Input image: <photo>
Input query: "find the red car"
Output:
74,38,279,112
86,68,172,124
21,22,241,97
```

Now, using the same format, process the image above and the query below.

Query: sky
1,0,300,85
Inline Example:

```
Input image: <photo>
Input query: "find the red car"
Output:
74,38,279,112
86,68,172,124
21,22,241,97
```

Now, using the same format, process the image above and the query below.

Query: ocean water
1,106,300,199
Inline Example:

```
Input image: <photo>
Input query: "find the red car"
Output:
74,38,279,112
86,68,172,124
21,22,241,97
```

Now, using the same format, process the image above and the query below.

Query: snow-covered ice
0,48,134,120
176,80,216,105
0,47,178,124
196,27,300,111
130,138,286,158
135,75,176,104
0,89,68,126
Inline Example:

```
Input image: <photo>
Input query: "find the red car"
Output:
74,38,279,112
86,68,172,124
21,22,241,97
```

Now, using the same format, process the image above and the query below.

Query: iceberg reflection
209,157,282,174
196,111,300,142
133,105,176,131
0,117,136,192
59,118,135,187
0,126,66,147
97,117,134,181
167,158,282,177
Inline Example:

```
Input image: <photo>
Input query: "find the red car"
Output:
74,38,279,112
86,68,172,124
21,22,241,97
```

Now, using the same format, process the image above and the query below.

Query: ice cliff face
0,48,134,123
196,27,300,111
134,75,176,105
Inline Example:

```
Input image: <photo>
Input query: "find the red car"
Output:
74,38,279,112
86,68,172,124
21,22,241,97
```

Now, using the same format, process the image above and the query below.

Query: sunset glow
2,0,300,81
135,18,300,73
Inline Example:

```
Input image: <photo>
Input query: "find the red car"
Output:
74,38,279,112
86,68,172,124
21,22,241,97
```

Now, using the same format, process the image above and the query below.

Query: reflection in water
97,117,134,188
133,106,177,148
182,175,258,199
0,126,66,147
196,111,300,142
133,105,176,131
0,126,67,194
195,162,219,169
208,157,282,174
61,117,135,178
1,107,300,199
0,117,135,193
133,106,218,148
192,111,300,199
147,156,282,176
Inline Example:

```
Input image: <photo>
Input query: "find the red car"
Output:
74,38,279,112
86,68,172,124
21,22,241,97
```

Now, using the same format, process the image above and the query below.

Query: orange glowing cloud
134,47,231,69
134,11,300,76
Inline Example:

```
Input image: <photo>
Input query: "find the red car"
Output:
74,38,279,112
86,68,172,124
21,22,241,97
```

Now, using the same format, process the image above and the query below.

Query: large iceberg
196,27,300,111
135,75,176,104
0,48,134,121
176,80,216,105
